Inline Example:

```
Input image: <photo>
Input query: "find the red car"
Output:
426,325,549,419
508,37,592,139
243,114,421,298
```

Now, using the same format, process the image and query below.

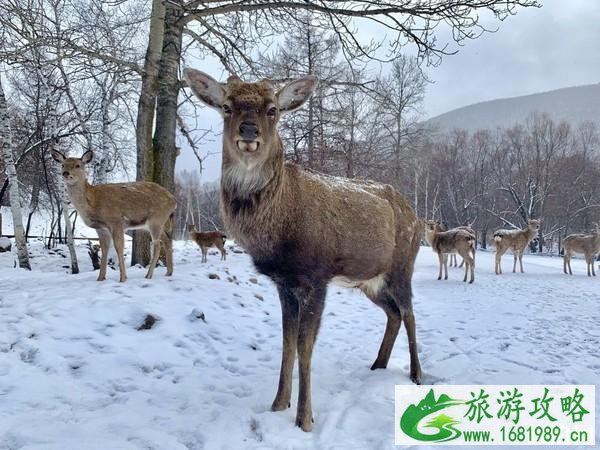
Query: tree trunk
96,87,112,184
57,183,80,274
151,3,183,193
43,66,80,273
61,200,79,273
0,75,31,270
132,0,166,267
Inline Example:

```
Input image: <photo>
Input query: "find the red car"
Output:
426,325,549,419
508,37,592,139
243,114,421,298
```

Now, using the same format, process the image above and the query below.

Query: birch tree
0,74,30,269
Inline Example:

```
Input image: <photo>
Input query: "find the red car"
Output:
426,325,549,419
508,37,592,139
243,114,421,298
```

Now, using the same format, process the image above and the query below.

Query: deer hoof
271,399,291,412
410,368,423,385
97,276,106,282
295,415,314,432
370,360,387,370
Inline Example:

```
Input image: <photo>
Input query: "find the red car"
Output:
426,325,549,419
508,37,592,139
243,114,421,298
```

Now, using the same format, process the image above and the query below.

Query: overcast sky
178,0,600,182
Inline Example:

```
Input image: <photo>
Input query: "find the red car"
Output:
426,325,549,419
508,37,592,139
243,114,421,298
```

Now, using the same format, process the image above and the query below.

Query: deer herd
49,69,599,433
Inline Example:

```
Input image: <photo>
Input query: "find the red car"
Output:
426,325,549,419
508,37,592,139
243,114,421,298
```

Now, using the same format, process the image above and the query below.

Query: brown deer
451,226,477,267
186,223,227,262
424,220,475,283
51,150,176,282
425,222,476,267
493,219,541,275
562,223,600,276
184,69,423,432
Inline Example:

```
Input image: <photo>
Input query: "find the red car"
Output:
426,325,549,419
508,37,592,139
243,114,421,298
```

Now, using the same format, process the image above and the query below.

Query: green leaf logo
400,389,465,442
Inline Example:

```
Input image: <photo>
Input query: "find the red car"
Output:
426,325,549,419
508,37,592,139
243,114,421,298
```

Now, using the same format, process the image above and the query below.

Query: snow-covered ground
0,240,598,449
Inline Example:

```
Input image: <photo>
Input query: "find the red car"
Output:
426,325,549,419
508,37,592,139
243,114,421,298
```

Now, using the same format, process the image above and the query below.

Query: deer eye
222,104,232,114
75,164,81,168
267,106,277,117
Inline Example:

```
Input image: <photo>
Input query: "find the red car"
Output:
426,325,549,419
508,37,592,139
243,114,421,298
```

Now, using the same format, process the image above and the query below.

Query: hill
428,83,600,132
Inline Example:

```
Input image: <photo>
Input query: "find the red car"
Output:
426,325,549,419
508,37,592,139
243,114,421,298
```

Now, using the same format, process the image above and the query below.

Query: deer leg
145,226,162,280
519,251,524,273
368,290,401,370
563,254,568,274
592,257,596,276
467,255,475,283
404,309,422,384
567,253,573,275
97,229,111,281
161,231,173,276
271,285,299,412
437,253,444,280
201,246,207,263
388,272,422,384
586,257,592,277
111,227,127,283
495,251,502,275
144,239,161,279
443,254,448,280
512,253,517,273
295,283,326,432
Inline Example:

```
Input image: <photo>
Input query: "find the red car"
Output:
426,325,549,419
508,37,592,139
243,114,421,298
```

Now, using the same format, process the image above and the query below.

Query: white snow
0,236,11,251
0,241,598,449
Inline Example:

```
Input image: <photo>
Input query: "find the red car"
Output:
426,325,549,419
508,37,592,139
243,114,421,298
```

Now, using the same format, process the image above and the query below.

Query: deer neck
221,136,286,201
220,138,288,248
425,229,436,245
65,178,94,219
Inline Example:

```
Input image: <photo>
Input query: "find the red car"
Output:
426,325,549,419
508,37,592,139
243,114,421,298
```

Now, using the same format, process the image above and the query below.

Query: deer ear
51,150,66,163
81,150,94,164
277,76,316,114
183,68,225,111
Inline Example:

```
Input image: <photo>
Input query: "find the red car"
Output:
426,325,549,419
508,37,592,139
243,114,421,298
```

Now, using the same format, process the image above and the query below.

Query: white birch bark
37,59,80,274
0,75,31,269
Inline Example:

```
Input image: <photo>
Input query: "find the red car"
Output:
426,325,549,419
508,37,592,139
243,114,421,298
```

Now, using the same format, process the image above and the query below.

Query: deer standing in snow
562,223,600,276
186,224,227,262
51,150,176,282
184,69,423,432
493,219,541,275
424,220,476,283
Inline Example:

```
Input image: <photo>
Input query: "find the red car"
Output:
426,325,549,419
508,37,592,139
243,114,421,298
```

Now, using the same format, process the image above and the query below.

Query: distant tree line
413,115,600,252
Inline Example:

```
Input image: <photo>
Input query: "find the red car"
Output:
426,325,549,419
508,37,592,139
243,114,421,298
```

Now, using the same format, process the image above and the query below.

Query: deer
562,222,600,276
424,220,475,283
51,150,176,282
184,68,423,432
493,219,541,275
424,222,476,268
186,223,227,262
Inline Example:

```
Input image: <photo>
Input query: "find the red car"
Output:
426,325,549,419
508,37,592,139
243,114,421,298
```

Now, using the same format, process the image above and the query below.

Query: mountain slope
428,83,600,132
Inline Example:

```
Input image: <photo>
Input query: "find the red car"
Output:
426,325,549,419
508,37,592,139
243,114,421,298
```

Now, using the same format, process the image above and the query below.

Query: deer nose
239,121,259,140
63,171,70,177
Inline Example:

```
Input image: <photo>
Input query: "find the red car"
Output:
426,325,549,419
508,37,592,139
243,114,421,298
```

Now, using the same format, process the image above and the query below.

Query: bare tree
0,74,30,269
